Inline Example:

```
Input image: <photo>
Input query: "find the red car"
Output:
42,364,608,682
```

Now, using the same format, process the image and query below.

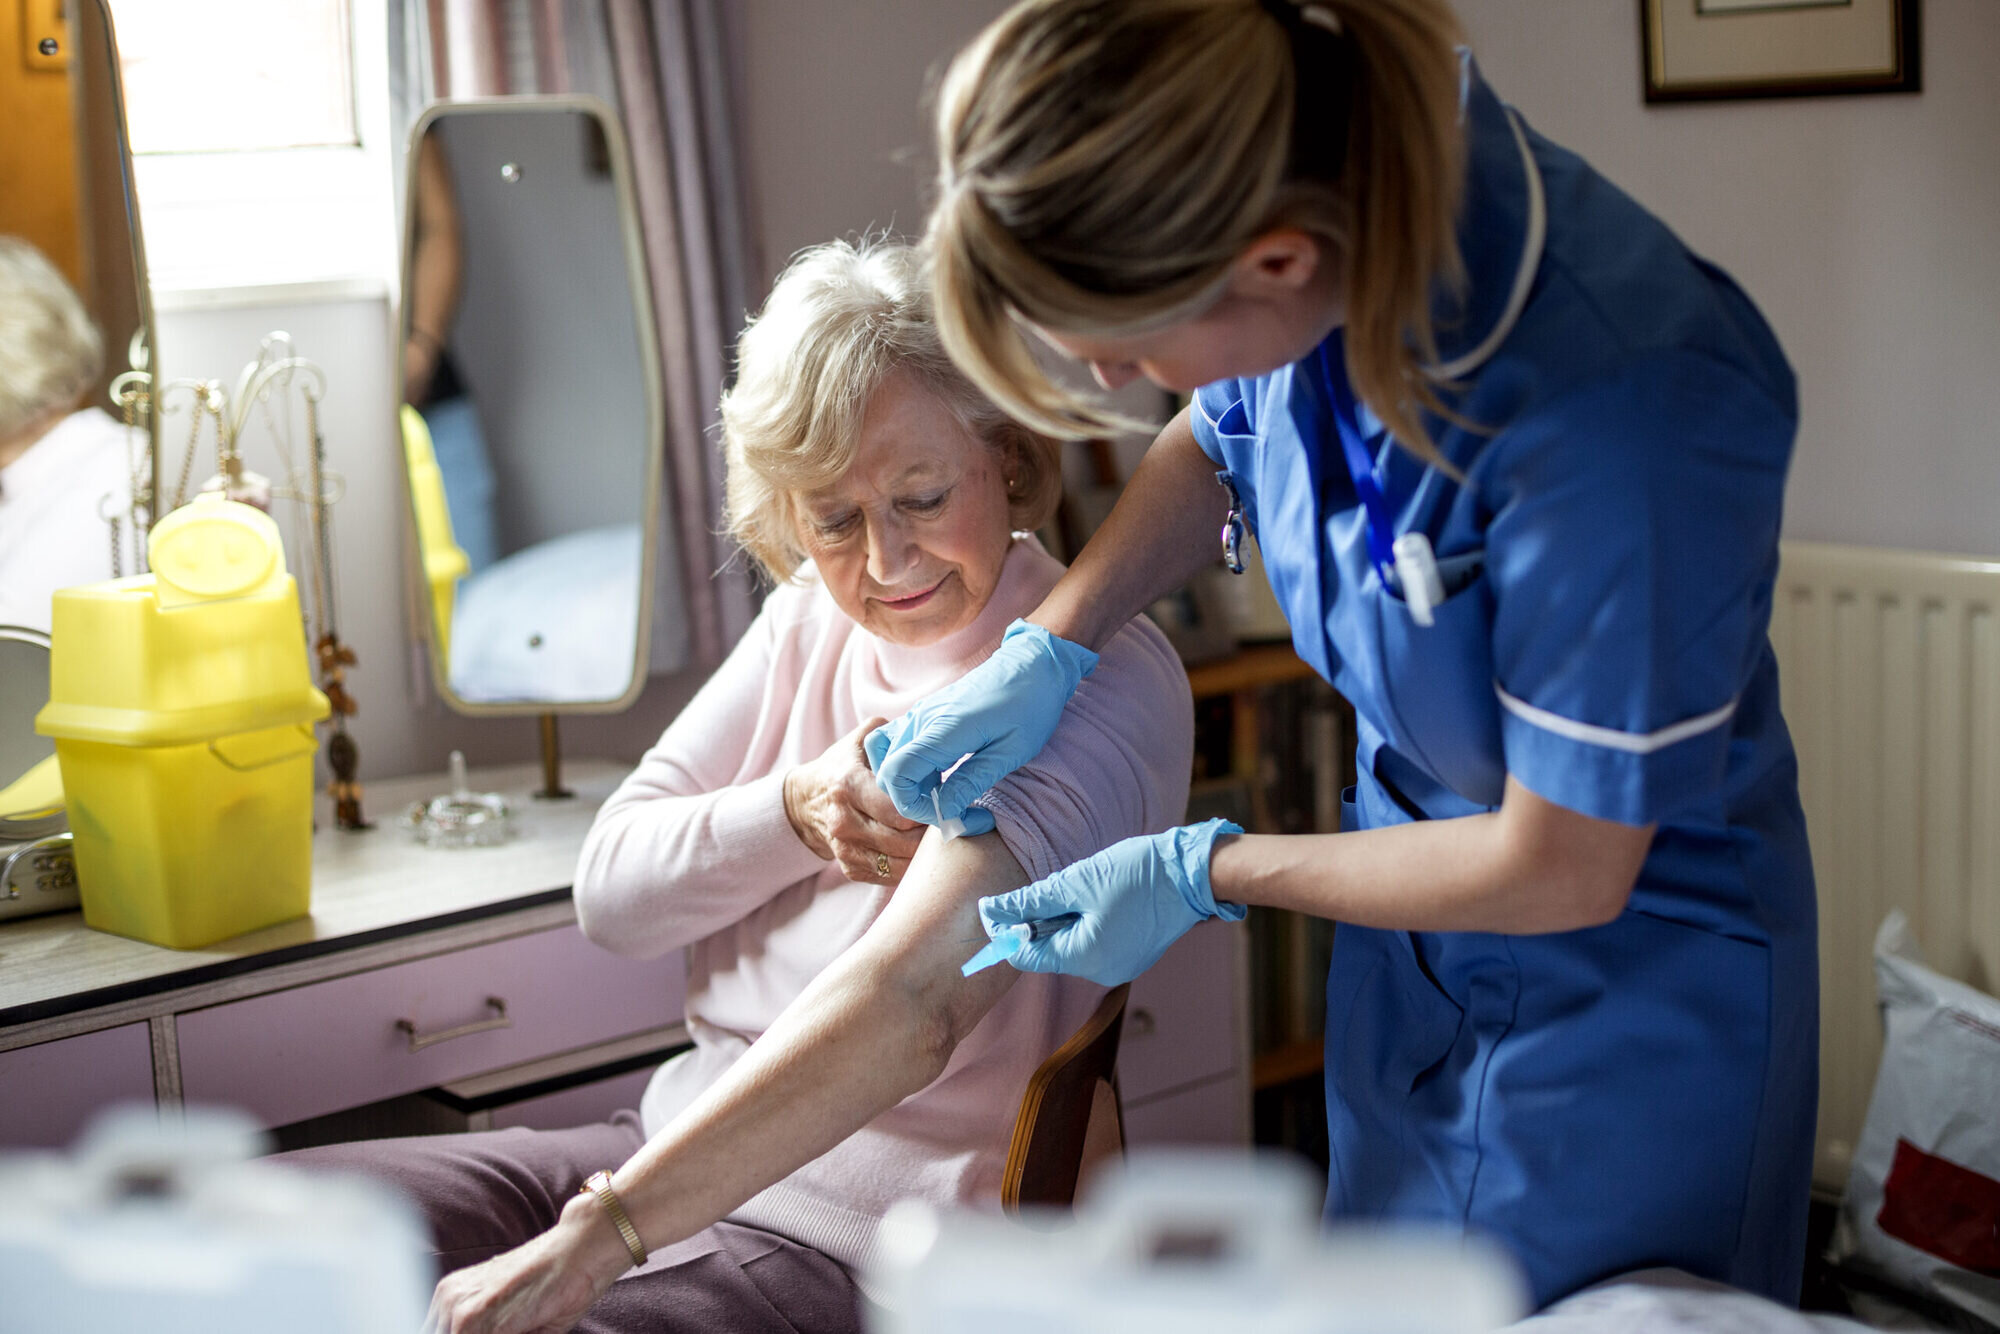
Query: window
112,0,394,298
116,0,357,154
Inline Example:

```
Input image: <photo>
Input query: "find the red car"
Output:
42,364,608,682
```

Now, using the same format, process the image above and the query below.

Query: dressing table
0,762,684,1148
0,761,1246,1151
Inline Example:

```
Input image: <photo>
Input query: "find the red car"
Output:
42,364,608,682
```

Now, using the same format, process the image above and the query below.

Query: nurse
871,0,1818,1308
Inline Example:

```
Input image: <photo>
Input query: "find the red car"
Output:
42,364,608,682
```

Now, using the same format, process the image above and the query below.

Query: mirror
0,0,158,629
0,626,78,923
0,629,62,842
398,98,664,713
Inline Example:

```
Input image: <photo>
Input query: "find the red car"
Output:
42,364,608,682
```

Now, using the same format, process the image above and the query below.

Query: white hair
720,237,1061,583
0,236,104,441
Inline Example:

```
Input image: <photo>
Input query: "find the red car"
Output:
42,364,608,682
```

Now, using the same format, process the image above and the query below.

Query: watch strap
580,1169,648,1269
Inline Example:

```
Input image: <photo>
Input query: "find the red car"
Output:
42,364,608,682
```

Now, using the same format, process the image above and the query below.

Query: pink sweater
574,537,1192,1278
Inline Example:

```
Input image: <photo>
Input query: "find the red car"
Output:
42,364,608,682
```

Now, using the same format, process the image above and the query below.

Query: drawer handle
396,996,510,1052
1128,1006,1157,1038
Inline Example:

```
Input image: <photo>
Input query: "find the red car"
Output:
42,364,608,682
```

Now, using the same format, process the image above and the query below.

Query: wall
736,0,1010,280
1454,0,2000,557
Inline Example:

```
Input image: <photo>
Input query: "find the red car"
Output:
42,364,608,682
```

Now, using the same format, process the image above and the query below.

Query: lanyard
1315,341,1398,586
1315,341,1446,626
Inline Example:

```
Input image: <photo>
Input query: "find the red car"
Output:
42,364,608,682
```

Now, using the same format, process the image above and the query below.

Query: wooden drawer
177,925,683,1128
1122,919,1246,1103
0,1023,155,1149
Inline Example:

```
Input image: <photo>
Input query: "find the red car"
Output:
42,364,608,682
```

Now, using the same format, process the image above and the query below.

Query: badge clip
1217,471,1246,575
1393,532,1445,628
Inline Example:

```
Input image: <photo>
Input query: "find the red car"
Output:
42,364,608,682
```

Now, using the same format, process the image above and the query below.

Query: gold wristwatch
580,1169,648,1268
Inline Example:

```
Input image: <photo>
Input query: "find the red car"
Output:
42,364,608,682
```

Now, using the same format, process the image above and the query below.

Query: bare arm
1033,407,1229,652
428,829,1035,1331
404,134,464,403
1213,776,1655,934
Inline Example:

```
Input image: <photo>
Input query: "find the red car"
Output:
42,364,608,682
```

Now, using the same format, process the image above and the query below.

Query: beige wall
1454,0,1999,557
737,0,1010,285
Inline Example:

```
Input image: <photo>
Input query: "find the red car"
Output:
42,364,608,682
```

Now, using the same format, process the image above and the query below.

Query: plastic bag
1831,910,2000,1326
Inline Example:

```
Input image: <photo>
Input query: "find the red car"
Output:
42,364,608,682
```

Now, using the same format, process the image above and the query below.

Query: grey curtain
389,0,761,669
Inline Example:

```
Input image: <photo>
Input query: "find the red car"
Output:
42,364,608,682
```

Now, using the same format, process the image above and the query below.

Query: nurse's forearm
1032,408,1228,652
1208,776,1655,934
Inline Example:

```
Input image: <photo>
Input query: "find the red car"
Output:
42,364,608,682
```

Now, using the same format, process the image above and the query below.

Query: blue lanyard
1315,341,1398,586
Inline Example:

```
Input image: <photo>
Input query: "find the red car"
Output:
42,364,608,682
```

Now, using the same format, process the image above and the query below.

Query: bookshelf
1251,1037,1327,1092
1183,642,1319,697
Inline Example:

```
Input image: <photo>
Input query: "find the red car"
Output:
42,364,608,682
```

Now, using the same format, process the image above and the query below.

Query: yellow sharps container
36,494,331,949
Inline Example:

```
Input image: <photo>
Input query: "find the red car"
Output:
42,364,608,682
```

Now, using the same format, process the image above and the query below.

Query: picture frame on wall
1641,0,1921,103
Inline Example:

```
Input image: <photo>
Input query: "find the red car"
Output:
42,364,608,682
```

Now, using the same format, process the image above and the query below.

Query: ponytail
1324,0,1468,461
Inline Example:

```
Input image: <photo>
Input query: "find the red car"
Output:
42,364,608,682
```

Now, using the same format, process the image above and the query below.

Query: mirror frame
73,0,161,545
396,95,666,717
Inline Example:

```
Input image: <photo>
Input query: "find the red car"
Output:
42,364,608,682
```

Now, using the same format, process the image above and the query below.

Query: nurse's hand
979,819,1247,987
422,1197,629,1334
865,620,1099,830
784,717,926,884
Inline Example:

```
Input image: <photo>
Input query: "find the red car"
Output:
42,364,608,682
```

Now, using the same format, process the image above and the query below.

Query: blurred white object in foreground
868,1149,1529,1334
0,1105,431,1333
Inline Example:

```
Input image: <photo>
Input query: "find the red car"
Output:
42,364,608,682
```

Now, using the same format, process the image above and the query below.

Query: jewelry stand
148,335,370,830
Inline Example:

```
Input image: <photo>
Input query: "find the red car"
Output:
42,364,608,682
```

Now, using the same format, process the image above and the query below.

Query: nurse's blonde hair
721,237,1062,583
929,0,1466,464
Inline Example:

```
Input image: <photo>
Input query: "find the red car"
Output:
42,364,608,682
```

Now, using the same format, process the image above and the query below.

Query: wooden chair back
1000,983,1130,1214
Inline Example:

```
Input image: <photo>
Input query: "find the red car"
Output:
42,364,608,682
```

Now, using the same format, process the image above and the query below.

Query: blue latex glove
865,620,1098,831
977,818,1247,987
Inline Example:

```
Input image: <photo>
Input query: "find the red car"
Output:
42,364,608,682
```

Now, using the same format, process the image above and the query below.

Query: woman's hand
785,717,926,884
423,1196,630,1334
978,818,1247,986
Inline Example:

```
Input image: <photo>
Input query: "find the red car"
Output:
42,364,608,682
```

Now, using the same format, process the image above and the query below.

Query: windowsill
151,275,391,314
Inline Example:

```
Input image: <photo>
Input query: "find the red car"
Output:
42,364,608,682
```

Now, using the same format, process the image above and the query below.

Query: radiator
1768,540,2000,1192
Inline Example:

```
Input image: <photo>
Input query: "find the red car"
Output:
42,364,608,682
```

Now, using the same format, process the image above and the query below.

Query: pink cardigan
574,537,1192,1277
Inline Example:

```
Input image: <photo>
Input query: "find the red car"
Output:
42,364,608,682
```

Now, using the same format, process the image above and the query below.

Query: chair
1001,983,1131,1214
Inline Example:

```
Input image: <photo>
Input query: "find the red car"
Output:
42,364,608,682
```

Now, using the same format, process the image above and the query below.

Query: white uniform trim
1430,108,1546,382
1494,683,1737,755
1192,391,1225,432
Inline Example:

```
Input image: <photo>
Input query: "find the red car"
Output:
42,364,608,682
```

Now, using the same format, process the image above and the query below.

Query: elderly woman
0,236,141,630
295,239,1191,1334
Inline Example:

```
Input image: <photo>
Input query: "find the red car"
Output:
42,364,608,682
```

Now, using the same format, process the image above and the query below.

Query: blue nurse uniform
1187,59,1818,1308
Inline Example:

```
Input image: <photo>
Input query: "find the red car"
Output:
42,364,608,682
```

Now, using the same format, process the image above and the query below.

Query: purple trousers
274,1112,862,1334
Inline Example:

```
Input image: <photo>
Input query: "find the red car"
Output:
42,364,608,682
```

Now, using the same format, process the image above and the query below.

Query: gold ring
874,851,891,878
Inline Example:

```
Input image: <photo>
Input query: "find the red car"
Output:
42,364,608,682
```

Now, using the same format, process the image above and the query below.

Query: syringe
960,913,1083,976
